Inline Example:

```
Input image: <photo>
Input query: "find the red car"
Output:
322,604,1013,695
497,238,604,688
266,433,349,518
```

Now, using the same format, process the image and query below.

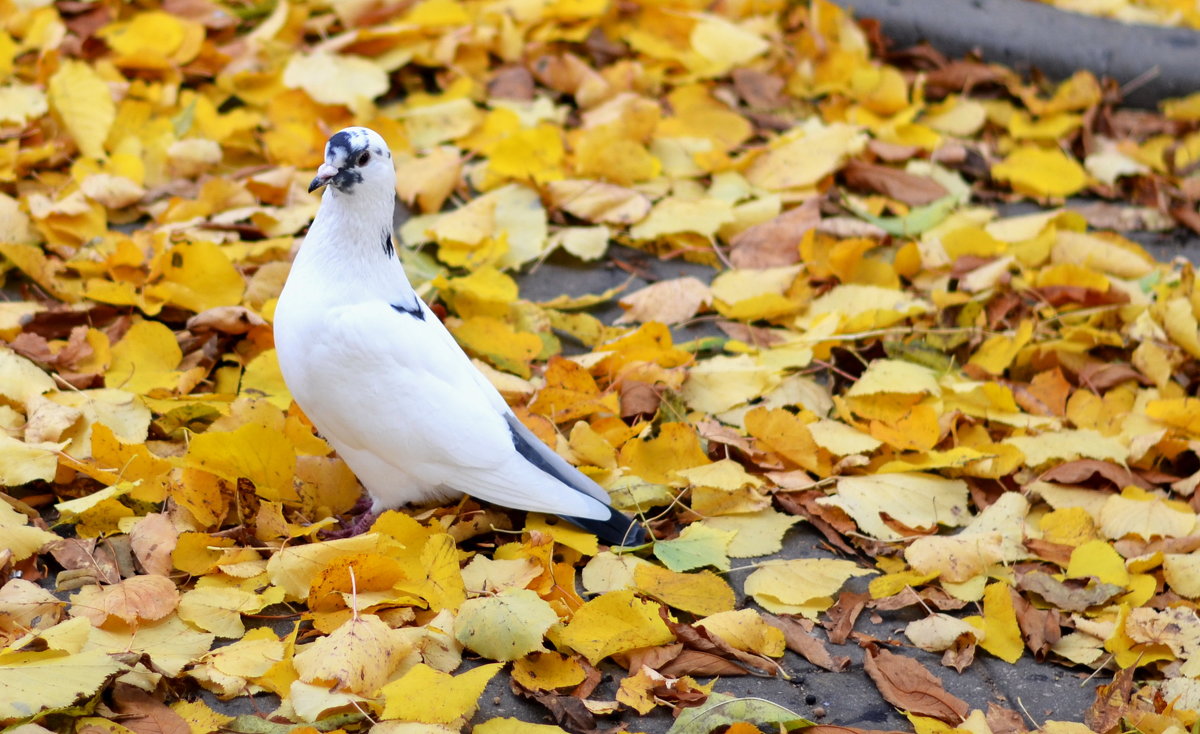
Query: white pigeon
274,127,645,545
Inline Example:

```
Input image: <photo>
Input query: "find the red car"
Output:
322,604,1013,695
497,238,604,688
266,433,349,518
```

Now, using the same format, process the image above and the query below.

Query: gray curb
829,0,1200,107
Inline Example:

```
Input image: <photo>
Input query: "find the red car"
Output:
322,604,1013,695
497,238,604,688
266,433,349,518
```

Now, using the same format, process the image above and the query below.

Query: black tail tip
564,506,649,547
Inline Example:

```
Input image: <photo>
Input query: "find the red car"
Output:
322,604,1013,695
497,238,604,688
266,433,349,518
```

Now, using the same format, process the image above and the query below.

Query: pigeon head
309,127,394,195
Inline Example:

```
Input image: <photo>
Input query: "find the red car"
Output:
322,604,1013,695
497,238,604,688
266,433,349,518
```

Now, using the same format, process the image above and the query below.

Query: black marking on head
382,230,395,258
331,167,364,192
392,301,425,320
328,130,355,157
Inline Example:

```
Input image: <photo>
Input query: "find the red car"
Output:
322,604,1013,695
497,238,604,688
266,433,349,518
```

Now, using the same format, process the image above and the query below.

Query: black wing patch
505,415,645,545
391,301,425,320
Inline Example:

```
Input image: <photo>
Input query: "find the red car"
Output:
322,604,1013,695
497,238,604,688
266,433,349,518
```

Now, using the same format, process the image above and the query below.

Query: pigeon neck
299,187,414,301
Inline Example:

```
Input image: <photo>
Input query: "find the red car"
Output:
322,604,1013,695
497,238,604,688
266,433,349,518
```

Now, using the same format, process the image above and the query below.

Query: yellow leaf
0,83,47,126
380,662,502,723
819,474,969,541
545,179,652,225
181,420,297,502
0,432,62,487
905,533,1005,583
628,197,734,241
293,614,410,696
700,510,796,556
745,121,866,190
967,319,1034,375
618,422,710,486
1146,397,1200,436
410,533,466,612
526,514,598,556
635,564,734,616
0,501,58,561
511,651,586,691
990,145,1088,198
571,125,661,186
744,559,875,618
681,355,781,415
558,589,674,664
488,123,564,184
177,586,267,639
1038,507,1098,547
1066,539,1129,587
450,316,542,378
696,609,786,657
964,582,1023,663
47,60,114,159
0,647,126,719
869,569,940,598
1098,486,1196,541
282,52,389,113
147,241,245,313
171,699,234,734
1163,554,1200,599
106,320,186,395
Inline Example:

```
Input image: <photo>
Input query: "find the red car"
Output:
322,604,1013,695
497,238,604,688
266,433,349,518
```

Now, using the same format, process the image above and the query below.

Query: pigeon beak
309,163,339,193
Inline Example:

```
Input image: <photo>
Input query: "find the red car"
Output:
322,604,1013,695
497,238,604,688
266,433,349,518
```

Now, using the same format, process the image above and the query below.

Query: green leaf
653,522,735,572
849,193,958,237
453,589,558,661
667,693,812,734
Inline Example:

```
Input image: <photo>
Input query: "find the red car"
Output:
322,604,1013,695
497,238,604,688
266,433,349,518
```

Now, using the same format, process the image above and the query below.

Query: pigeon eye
357,150,370,166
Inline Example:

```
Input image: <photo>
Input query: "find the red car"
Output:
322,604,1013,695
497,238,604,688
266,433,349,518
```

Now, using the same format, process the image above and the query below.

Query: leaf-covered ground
2,0,1200,732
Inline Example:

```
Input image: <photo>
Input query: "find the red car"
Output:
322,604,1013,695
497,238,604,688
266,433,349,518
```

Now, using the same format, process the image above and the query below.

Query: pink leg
320,495,378,539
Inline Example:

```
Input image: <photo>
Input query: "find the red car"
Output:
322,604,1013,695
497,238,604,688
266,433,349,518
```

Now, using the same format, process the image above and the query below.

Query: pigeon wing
306,300,610,520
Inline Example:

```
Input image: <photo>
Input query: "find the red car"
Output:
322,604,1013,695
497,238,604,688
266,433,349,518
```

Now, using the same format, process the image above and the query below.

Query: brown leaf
986,703,1029,734
1023,538,1075,567
1076,361,1150,391
823,591,868,645
111,683,190,734
616,276,711,326
1016,571,1123,613
617,378,662,419
842,160,949,206
621,643,684,674
129,513,178,577
731,68,784,109
861,645,968,723
1038,460,1152,491
488,66,535,101
664,617,784,677
940,637,976,673
729,198,820,268
1113,535,1200,559
186,306,267,335
70,575,179,626
765,614,850,672
527,690,597,733
1025,368,1072,417
48,538,120,585
1010,586,1061,660
775,491,857,556
1030,285,1130,309
657,649,754,678
1086,666,1135,734
870,587,968,612
570,658,602,699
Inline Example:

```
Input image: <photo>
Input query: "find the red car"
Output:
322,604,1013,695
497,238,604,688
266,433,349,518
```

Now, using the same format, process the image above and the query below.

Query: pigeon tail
563,504,648,546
